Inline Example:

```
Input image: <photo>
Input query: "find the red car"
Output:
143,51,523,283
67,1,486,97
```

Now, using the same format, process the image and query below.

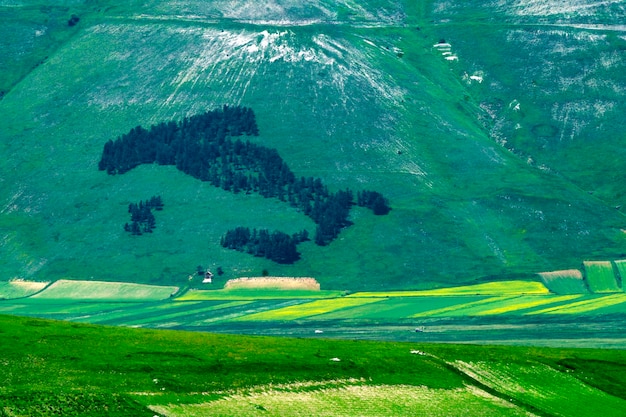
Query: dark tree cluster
220,227,309,264
100,106,390,256
124,196,163,235
98,105,259,175
68,14,80,26
357,190,391,215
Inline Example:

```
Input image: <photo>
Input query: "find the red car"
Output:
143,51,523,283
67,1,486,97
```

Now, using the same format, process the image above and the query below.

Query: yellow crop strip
350,281,550,298
411,296,518,318
476,295,582,316
236,298,385,321
528,294,626,315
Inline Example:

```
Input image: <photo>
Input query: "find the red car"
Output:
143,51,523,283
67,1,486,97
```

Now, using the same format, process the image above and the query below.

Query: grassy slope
1,0,626,290
1,314,626,416
429,0,626,206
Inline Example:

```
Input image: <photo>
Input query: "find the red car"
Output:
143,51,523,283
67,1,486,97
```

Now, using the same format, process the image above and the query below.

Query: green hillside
2,314,626,416
1,0,625,290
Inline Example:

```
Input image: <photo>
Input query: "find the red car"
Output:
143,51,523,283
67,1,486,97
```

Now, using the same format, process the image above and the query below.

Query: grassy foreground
1,314,626,416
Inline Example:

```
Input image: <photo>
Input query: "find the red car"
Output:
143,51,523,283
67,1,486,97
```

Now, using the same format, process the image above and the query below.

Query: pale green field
30,279,178,301
0,280,49,299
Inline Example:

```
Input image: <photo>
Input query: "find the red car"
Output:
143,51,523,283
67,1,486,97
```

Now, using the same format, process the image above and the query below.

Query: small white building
202,269,213,284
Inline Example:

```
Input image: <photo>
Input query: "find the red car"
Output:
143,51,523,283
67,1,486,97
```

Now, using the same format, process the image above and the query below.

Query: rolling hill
1,0,625,290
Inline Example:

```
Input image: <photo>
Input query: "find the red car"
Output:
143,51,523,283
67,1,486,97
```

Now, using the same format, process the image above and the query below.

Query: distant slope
427,0,626,206
0,0,625,290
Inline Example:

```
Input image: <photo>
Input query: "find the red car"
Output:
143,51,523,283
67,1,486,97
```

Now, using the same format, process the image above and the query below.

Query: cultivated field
538,269,588,294
583,261,621,293
29,279,178,301
0,279,48,299
3,279,626,347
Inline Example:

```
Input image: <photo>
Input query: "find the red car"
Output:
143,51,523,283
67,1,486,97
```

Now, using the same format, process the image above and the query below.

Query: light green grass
584,261,621,293
30,279,178,301
0,280,49,299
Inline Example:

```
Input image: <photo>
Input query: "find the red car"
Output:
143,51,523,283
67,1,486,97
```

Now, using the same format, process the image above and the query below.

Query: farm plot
149,384,530,417
453,360,626,417
0,280,49,299
233,298,385,321
30,280,178,301
182,299,313,326
529,294,626,315
411,297,521,318
318,296,487,320
177,289,344,301
116,301,253,328
538,270,589,294
350,280,550,297
0,300,134,320
583,261,621,293
71,301,207,325
474,295,583,316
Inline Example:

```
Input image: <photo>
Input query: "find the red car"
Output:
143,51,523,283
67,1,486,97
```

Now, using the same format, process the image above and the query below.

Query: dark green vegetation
220,227,308,264
99,105,388,253
1,314,626,416
1,0,624,289
124,196,163,235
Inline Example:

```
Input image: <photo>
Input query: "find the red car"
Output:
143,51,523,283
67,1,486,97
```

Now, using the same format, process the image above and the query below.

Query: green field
3,279,626,348
30,279,179,301
2,314,626,416
584,261,621,293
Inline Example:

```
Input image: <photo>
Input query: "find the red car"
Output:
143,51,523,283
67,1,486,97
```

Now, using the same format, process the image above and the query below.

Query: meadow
2,313,626,416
